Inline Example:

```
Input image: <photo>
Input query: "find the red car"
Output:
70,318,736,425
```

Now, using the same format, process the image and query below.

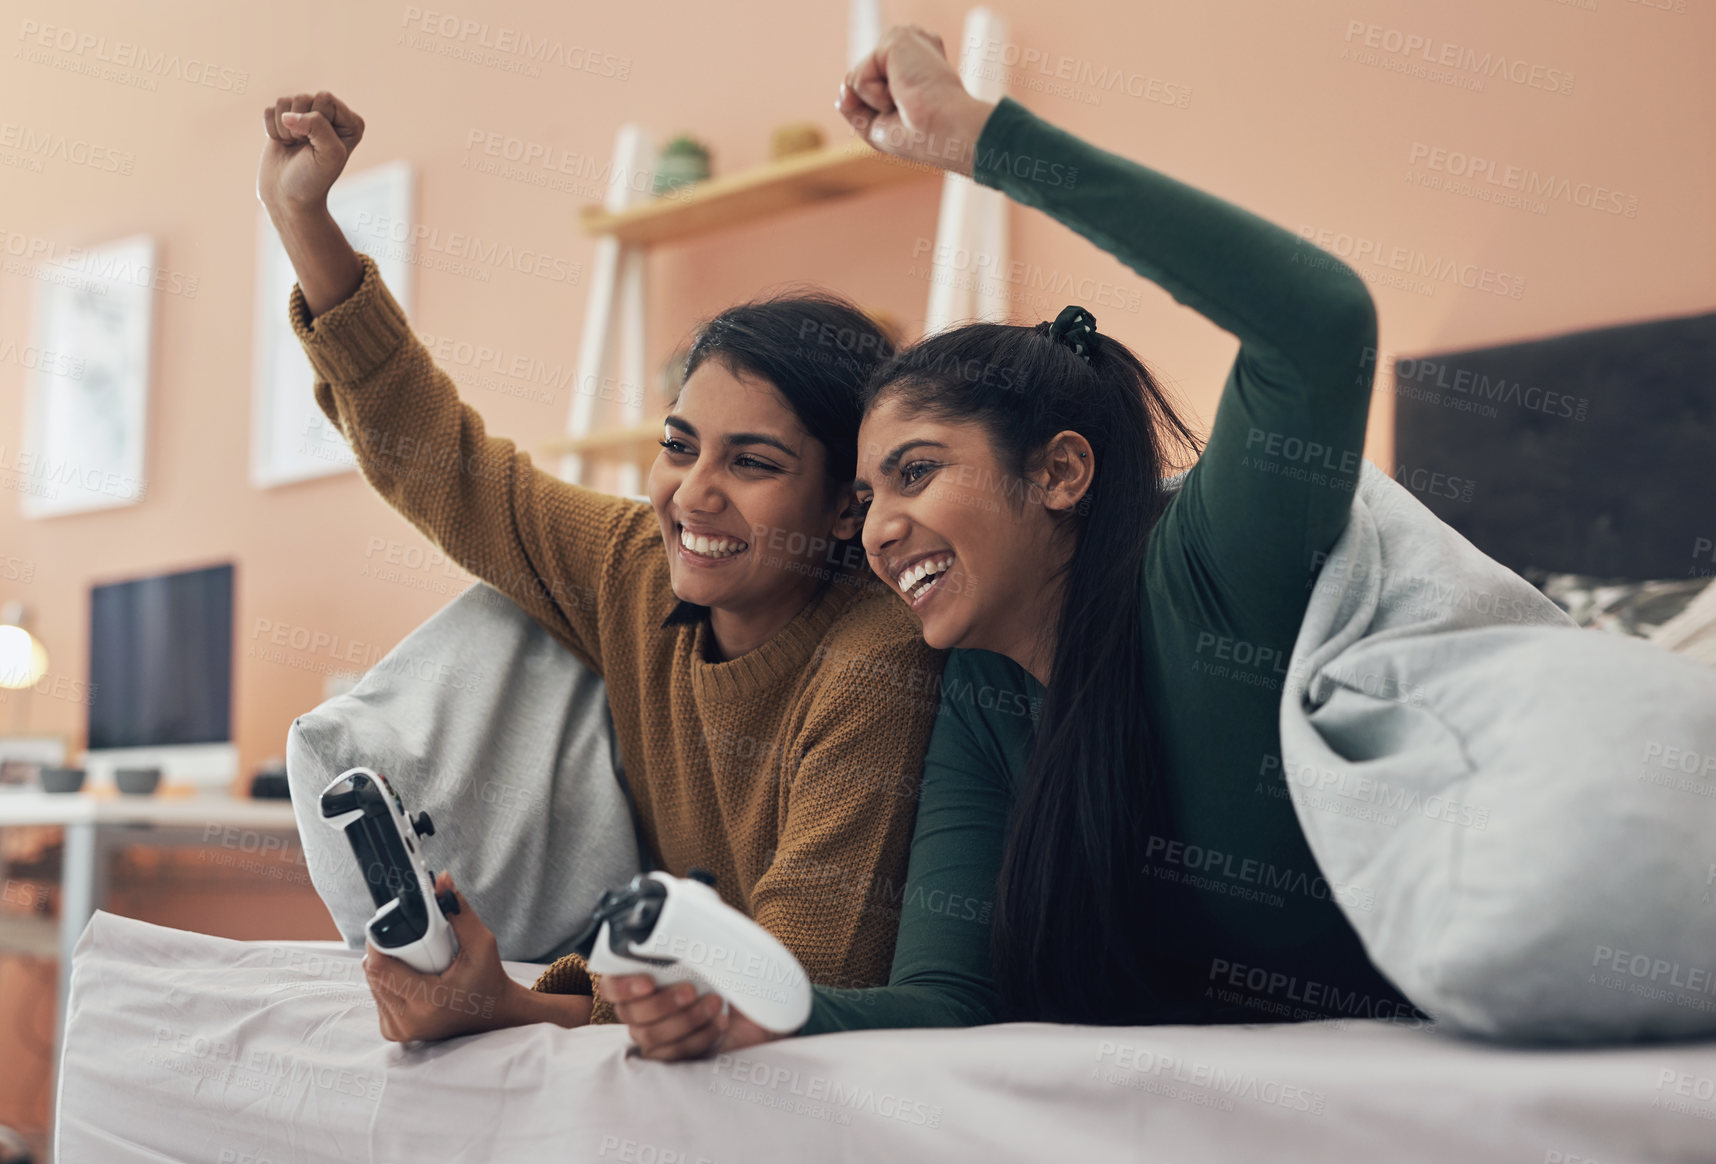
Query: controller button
436,889,461,917
413,812,435,837
687,867,717,887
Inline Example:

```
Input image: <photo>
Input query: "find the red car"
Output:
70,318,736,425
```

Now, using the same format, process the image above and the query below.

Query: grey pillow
285,582,642,964
1280,465,1716,1042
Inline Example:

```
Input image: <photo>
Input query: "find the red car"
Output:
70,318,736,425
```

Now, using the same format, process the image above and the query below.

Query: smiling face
646,358,861,635
854,393,1088,666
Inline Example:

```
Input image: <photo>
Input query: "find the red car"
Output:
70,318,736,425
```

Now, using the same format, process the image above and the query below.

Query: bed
57,912,1716,1162
55,309,1716,1161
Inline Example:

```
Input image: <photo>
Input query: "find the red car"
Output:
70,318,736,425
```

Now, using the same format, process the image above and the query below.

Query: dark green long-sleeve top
802,96,1413,1035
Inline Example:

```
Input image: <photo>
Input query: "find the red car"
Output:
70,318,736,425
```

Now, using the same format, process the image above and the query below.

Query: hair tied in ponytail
1047,305,1098,362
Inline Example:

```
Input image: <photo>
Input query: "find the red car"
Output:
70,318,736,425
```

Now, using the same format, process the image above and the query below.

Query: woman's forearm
285,248,629,672
500,979,594,1029
257,91,368,314
267,201,363,319
970,96,1375,391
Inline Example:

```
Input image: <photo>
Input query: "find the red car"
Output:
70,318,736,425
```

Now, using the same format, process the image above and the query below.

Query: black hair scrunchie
1048,304,1098,363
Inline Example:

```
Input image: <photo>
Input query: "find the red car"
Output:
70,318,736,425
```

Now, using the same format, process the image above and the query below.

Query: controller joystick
319,768,458,975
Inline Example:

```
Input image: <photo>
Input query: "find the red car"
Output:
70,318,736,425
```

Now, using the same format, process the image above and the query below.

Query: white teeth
680,527,746,557
896,555,953,596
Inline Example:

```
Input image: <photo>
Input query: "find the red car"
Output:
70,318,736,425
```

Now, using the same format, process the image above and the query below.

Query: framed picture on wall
249,160,414,488
19,235,155,519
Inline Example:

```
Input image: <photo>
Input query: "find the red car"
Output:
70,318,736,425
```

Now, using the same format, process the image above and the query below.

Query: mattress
58,911,1716,1162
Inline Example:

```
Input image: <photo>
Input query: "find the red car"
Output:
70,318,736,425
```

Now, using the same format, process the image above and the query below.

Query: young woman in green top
619,24,1419,1056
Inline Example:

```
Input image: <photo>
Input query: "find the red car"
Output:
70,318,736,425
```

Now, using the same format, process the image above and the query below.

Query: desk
0,789,301,1047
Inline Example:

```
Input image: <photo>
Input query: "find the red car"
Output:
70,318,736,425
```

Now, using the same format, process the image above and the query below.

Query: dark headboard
1391,309,1716,580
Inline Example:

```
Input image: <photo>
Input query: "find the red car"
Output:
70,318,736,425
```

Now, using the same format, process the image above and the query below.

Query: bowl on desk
115,767,162,796
40,766,86,794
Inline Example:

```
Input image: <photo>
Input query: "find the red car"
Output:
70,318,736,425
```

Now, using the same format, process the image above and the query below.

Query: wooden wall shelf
561,7,1004,493
579,140,938,247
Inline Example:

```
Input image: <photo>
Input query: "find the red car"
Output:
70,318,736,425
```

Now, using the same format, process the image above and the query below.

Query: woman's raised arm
841,30,1377,628
258,92,366,316
259,91,640,672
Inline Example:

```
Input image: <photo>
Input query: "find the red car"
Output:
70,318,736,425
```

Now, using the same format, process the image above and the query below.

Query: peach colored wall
0,0,1712,1146
1,0,1713,775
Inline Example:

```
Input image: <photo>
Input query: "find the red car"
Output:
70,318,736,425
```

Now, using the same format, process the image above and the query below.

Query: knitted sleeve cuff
532,952,595,996
531,953,622,1025
287,251,413,385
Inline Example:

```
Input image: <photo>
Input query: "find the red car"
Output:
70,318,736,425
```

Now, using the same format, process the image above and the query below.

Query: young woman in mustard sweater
257,88,946,1057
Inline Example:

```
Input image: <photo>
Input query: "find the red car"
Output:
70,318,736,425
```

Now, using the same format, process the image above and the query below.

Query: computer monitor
84,562,237,789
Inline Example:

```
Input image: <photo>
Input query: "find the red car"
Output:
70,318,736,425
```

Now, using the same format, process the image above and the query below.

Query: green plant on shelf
652,135,713,197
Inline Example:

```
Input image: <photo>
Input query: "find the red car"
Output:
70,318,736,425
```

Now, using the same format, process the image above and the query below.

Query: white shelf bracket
562,124,653,488
925,6,1010,334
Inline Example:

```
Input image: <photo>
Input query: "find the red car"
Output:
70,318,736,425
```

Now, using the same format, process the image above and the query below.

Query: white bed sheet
58,912,1716,1163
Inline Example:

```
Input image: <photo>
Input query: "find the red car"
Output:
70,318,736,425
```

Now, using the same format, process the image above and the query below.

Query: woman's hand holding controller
363,872,593,1042
608,973,779,1061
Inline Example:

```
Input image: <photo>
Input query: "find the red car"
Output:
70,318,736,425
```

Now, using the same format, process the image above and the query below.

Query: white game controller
319,767,459,975
580,870,812,1034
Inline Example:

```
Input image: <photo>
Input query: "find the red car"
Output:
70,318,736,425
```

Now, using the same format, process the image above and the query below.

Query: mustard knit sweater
290,254,945,1025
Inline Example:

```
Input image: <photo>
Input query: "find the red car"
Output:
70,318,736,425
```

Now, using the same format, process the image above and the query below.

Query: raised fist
258,91,365,214
838,25,994,177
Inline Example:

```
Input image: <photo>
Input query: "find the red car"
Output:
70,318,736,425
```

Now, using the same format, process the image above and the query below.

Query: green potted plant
652,135,712,197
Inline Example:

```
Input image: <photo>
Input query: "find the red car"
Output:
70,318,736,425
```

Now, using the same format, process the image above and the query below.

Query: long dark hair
862,317,1202,1023
682,290,895,578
